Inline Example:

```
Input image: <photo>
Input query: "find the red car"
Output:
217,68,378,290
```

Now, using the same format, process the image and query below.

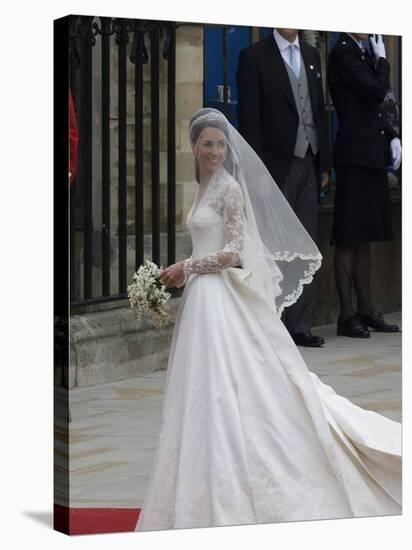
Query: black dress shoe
337,315,370,338
358,311,400,333
291,332,325,347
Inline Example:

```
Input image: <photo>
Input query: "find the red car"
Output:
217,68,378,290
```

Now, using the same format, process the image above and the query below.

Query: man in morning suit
236,28,331,347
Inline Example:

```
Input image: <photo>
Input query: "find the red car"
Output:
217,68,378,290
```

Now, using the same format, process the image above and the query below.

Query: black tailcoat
236,33,331,191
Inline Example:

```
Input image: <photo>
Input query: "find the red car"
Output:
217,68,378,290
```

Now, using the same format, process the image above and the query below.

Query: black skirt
331,165,393,246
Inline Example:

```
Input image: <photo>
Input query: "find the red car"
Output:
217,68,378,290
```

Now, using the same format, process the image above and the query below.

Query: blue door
204,25,251,128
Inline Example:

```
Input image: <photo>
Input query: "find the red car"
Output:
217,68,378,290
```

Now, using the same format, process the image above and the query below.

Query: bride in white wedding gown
134,108,401,532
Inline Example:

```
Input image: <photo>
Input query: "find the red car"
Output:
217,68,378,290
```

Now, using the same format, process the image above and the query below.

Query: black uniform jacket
327,33,398,169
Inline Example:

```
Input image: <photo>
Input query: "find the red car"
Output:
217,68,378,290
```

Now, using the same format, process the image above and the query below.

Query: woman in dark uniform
327,32,401,337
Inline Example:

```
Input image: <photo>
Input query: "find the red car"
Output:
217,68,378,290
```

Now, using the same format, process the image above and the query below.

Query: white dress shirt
273,28,301,75
347,33,364,51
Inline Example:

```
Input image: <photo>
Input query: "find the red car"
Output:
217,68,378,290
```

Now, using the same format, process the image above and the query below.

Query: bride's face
196,127,227,178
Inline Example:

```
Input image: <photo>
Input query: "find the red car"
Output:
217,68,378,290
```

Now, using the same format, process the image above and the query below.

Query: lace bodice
183,169,244,280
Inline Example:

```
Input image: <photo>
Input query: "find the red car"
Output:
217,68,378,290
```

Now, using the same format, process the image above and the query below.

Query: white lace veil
189,108,322,315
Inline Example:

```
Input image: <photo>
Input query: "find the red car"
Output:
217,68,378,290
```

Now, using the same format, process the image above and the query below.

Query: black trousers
281,152,319,334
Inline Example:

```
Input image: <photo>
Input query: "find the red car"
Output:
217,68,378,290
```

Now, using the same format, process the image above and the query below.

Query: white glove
390,137,402,171
369,34,386,59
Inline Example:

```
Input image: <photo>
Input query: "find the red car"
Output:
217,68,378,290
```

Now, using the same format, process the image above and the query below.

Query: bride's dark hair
189,109,234,182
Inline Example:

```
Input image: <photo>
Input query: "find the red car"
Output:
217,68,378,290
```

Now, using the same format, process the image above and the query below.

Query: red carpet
54,504,141,535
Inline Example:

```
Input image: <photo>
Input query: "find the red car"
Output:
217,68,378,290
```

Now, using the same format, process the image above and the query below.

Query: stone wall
175,24,203,255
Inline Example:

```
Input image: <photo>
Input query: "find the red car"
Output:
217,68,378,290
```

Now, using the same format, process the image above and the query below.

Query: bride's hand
160,261,185,288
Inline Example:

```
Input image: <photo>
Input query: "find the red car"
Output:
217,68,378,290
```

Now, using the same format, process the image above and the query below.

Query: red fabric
69,89,79,185
54,504,141,535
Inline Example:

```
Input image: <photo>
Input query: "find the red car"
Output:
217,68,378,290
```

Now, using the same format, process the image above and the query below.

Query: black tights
334,243,374,321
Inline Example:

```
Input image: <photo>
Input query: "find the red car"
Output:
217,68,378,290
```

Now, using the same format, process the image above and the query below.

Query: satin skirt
135,268,401,532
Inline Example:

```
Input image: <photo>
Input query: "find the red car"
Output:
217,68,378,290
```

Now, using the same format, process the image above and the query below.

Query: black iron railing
69,16,176,307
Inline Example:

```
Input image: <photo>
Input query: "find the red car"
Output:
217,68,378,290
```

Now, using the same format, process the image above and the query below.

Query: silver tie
288,44,299,78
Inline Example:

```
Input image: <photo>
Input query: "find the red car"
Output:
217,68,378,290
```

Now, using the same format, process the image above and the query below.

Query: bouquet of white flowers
127,260,171,328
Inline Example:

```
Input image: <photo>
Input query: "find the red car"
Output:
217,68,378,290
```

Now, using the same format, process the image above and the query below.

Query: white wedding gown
135,171,401,532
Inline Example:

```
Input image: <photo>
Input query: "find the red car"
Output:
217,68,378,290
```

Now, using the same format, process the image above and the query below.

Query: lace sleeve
183,183,244,277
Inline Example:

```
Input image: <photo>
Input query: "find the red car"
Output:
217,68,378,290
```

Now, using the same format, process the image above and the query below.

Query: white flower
127,260,171,329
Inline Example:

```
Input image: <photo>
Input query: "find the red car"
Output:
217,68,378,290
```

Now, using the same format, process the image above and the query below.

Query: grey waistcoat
284,58,319,158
